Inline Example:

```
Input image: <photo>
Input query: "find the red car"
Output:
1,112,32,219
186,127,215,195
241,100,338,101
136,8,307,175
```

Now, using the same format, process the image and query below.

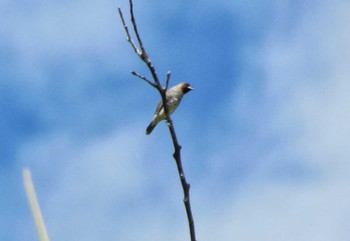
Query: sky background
1,0,350,240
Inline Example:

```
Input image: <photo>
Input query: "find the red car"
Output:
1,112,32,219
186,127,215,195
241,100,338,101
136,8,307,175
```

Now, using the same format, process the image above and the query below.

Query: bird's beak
188,85,194,90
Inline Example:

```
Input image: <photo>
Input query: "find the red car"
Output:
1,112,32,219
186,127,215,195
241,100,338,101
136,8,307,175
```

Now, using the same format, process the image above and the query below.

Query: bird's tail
146,121,156,135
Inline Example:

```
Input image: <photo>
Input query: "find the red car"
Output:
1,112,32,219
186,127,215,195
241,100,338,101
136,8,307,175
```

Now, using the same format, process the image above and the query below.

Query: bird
146,82,193,135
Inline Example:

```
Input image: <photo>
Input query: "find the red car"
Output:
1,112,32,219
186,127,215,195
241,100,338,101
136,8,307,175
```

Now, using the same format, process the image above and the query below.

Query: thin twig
128,0,147,60
131,71,156,87
118,7,141,56
118,1,197,241
125,0,161,87
165,71,171,91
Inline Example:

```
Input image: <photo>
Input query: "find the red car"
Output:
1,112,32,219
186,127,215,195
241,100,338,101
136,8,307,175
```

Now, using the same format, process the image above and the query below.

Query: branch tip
165,71,172,90
131,71,156,87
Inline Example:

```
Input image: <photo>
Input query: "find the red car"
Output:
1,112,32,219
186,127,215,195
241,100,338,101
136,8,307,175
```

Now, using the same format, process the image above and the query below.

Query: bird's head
179,82,194,94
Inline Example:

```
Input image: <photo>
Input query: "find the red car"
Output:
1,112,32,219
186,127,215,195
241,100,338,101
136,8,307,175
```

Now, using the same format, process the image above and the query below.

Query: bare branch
131,71,156,87
118,1,197,241
128,0,148,60
118,7,141,56
119,2,160,87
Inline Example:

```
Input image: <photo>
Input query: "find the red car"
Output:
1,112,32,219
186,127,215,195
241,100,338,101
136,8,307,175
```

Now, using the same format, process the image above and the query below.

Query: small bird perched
146,82,193,135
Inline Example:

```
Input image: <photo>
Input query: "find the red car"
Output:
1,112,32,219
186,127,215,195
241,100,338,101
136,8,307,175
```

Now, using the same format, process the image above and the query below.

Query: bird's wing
154,101,163,114
154,95,172,114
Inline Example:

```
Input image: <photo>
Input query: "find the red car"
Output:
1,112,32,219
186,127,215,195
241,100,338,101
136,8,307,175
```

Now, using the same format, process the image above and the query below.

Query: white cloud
199,179,350,241
17,123,192,241
1,0,135,95
4,0,120,56
204,1,350,240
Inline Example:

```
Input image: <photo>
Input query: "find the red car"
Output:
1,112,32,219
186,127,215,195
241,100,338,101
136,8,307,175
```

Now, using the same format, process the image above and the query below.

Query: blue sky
1,0,350,240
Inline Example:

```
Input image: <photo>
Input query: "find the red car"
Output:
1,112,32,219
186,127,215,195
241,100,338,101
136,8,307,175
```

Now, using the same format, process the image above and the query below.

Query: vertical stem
118,2,197,240
23,168,50,241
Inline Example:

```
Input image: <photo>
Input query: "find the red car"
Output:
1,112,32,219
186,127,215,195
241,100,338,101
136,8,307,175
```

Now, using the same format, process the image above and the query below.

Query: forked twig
128,0,147,59
118,8,141,56
118,1,197,241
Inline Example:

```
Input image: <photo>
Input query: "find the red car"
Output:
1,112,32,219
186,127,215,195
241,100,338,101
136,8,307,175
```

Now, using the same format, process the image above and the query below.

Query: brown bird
146,82,193,135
